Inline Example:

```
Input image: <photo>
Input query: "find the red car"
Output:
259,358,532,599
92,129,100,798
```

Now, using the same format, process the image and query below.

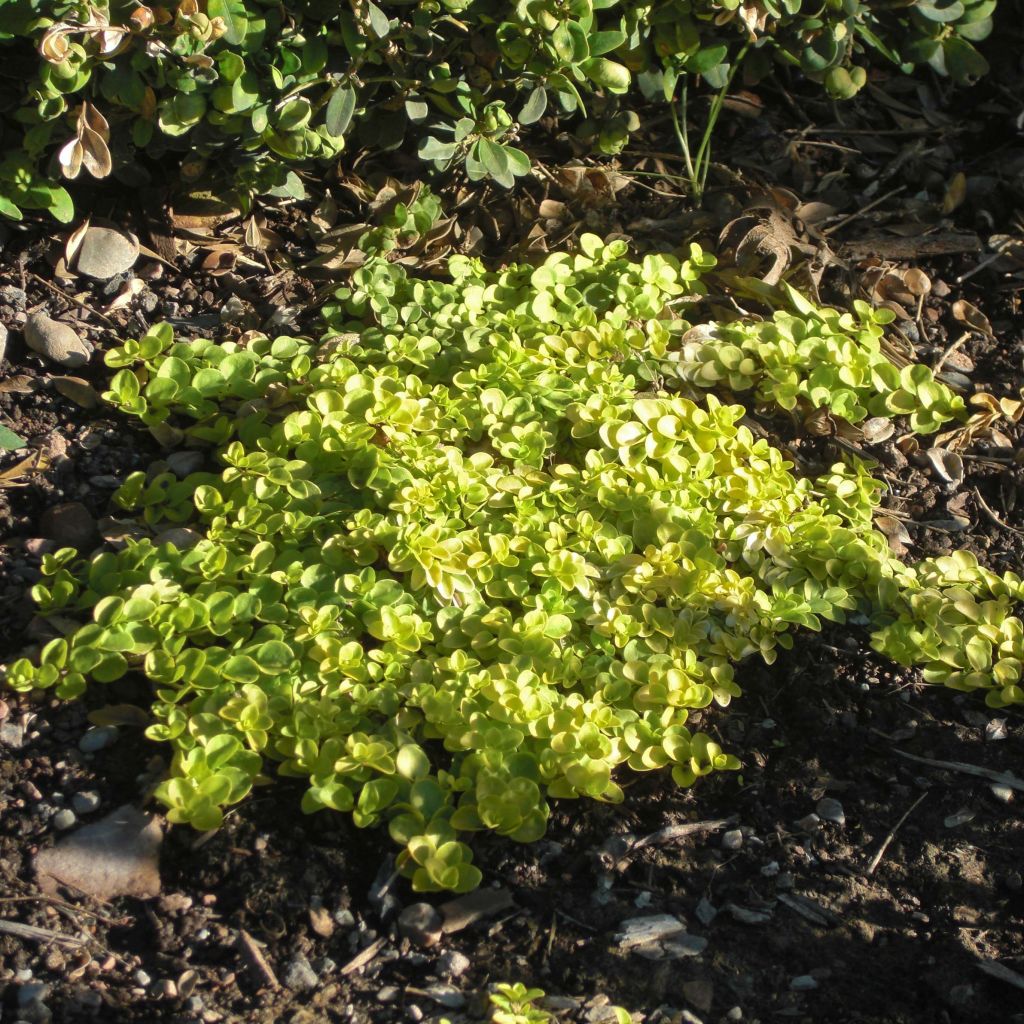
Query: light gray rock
52,809,76,831
0,322,7,364
721,829,744,851
397,902,443,948
24,312,90,368
74,225,139,280
790,976,819,992
816,798,846,826
695,898,717,926
283,953,318,992
72,791,101,815
437,950,471,978
79,725,119,753
616,914,686,948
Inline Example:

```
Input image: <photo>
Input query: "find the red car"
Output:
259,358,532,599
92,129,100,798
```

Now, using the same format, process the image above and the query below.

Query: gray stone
166,450,206,477
24,312,90,368
376,986,400,1003
816,798,845,826
682,979,714,1014
52,809,76,831
18,982,50,1006
35,804,162,901
790,976,819,992
437,950,471,978
616,914,686,948
0,322,7,364
726,904,772,925
726,1009,743,1022
72,791,101,815
796,813,821,831
283,953,318,992
74,225,140,280
1,718,26,749
78,725,119,753
721,829,743,851
133,970,152,987
40,502,97,552
421,984,464,1009
397,902,443,948
0,284,27,309
991,783,1014,804
695,898,717,926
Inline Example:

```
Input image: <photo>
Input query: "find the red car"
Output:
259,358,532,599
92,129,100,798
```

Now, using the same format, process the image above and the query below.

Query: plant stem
671,45,749,206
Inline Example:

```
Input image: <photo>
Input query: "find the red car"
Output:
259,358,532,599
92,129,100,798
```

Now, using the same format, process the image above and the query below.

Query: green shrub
0,0,999,219
5,237,1021,892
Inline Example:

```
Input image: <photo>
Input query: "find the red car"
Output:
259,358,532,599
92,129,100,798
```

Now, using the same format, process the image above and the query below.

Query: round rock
397,902,443,948
74,225,140,280
78,725,119,753
72,790,101,815
24,312,90,368
53,808,77,831
40,502,98,552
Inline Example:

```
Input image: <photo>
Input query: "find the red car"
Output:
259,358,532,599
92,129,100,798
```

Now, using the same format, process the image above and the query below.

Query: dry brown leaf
875,515,912,556
0,449,49,489
951,299,993,337
0,375,37,395
105,278,145,312
903,268,931,297
80,124,112,179
52,376,100,408
925,447,965,486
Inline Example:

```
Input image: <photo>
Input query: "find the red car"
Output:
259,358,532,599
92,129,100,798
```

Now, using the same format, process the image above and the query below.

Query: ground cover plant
0,0,999,220
4,237,1023,896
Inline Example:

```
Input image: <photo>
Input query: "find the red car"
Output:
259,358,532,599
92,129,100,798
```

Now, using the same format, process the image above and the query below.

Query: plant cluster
0,0,999,219
674,285,965,433
5,238,1021,894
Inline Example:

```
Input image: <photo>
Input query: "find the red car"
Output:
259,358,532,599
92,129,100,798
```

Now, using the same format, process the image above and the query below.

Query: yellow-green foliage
5,238,1020,893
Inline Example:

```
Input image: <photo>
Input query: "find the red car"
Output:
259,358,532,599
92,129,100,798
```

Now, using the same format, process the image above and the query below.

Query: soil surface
1,22,1023,1024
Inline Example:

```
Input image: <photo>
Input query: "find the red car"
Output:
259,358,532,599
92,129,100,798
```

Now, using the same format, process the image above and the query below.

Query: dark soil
1,26,1023,1024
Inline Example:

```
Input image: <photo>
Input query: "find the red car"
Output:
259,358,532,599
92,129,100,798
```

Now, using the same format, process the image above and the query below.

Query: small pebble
796,813,821,831
133,969,152,987
406,1006,424,1023
815,798,845,825
0,284,27,309
18,982,49,1006
422,983,465,1009
397,902,443,948
437,950,471,978
377,986,400,1003
72,790,101,815
944,807,976,829
24,311,91,368
986,719,1008,742
990,783,1014,804
333,908,356,928
283,953,318,992
790,975,819,992
695,897,717,926
760,861,780,877
52,808,76,830
721,829,743,851
726,1009,743,1022
78,725,119,753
